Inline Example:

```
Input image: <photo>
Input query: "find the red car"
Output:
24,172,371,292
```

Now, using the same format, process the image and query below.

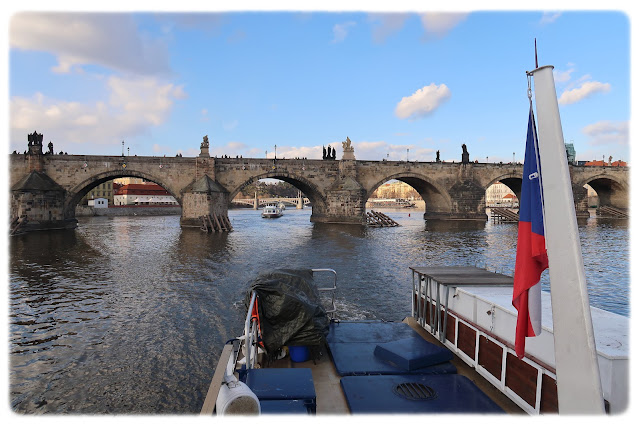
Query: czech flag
512,104,549,359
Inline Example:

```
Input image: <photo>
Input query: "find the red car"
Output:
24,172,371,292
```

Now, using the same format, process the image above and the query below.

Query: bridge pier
180,175,230,228
310,160,367,224
423,176,488,222
572,184,591,218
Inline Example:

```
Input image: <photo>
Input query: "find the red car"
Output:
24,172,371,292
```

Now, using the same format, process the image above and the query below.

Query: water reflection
9,209,629,413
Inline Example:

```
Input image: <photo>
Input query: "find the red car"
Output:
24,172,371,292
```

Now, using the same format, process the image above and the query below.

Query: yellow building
371,181,421,199
113,177,145,185
485,182,518,207
81,181,114,206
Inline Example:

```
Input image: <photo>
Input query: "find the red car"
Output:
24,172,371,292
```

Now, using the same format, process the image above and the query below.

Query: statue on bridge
325,145,334,160
323,145,327,160
342,136,352,151
436,150,440,163
199,135,211,158
48,141,54,155
342,136,355,160
461,144,469,164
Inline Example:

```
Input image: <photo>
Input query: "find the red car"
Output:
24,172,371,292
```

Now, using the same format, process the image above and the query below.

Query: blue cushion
244,368,316,401
340,375,504,414
374,337,453,371
328,342,456,376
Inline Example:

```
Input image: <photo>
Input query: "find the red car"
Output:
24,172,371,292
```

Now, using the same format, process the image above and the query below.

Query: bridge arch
228,171,328,214
485,171,523,200
366,172,453,215
575,173,629,209
64,169,181,218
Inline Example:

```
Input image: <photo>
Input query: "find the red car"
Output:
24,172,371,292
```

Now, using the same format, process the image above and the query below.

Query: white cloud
209,141,277,159
332,21,356,43
582,121,628,146
558,81,611,105
368,13,409,43
10,76,187,154
540,12,562,25
108,76,187,125
420,13,468,38
395,83,451,120
10,13,170,75
261,140,436,162
268,145,323,160
553,67,575,83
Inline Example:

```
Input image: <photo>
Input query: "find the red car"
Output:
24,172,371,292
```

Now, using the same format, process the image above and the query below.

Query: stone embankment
76,205,182,217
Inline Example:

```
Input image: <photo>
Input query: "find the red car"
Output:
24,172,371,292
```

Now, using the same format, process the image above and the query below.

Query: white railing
312,268,338,319
241,269,338,370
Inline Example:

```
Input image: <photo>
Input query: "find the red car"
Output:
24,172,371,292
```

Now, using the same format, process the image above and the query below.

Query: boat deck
202,317,523,415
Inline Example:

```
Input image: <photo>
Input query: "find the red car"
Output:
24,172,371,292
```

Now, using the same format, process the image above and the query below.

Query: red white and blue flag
512,104,549,359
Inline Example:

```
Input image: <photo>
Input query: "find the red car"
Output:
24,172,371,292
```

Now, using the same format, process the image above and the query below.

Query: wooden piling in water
199,214,233,232
366,210,400,227
490,207,519,223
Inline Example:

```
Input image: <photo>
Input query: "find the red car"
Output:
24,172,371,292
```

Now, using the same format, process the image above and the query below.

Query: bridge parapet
8,144,630,233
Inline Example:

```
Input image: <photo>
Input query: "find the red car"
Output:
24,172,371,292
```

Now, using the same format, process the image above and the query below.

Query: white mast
530,65,605,414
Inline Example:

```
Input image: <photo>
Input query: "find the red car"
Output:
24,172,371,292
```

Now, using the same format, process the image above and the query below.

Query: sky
5,5,632,165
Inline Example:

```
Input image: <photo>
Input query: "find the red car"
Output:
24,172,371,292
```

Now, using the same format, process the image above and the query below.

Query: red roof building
113,183,177,205
114,183,171,196
584,160,627,167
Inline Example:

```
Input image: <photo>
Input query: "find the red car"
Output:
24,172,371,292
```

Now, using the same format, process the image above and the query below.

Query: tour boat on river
201,62,629,416
261,205,283,218
200,267,628,415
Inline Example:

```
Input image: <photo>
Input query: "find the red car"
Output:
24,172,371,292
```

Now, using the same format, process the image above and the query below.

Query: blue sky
7,8,631,164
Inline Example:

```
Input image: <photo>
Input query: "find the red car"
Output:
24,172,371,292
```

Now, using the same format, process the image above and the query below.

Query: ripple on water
9,211,629,413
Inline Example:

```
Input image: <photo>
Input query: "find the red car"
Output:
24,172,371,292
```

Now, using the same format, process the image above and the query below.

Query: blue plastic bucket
289,345,309,363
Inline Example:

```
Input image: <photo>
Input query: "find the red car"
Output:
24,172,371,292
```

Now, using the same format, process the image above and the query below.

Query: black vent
392,382,437,401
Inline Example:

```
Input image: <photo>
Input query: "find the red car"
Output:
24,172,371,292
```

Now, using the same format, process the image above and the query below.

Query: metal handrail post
312,268,338,318
244,292,257,369
411,270,416,318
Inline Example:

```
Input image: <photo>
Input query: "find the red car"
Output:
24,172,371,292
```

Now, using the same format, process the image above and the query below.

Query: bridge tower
10,131,77,233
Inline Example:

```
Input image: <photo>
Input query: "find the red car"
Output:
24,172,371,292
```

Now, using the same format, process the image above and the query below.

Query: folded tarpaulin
245,269,329,354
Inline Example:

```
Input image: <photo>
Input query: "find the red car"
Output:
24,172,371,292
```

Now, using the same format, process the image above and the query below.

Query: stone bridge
9,134,630,232
232,197,311,209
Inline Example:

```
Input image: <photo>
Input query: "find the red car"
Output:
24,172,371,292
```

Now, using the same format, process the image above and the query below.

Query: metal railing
243,291,259,369
241,269,338,370
312,268,338,319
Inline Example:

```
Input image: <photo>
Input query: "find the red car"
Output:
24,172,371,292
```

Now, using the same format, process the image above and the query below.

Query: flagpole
529,65,604,414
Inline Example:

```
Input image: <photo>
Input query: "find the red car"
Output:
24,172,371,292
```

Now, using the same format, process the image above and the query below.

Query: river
8,208,629,413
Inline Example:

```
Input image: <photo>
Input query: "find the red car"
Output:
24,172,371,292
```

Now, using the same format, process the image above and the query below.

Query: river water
9,208,629,413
